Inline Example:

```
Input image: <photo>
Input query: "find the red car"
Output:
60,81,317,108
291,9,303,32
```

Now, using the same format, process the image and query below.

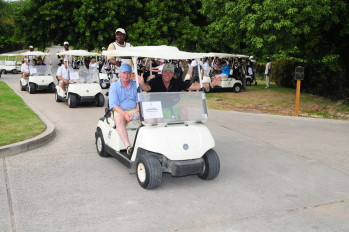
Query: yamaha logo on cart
108,130,112,139
183,144,189,150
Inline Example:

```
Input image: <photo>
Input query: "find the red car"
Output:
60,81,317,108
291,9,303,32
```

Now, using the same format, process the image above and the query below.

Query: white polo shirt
57,65,74,80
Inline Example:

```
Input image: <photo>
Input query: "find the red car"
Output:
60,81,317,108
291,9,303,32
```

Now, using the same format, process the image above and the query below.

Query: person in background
265,57,272,88
89,58,98,71
248,56,257,85
58,41,71,66
27,45,37,65
212,60,230,80
21,58,29,80
107,28,132,67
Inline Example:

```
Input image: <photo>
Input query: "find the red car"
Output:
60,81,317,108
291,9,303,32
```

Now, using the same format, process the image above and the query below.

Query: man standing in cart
107,28,132,68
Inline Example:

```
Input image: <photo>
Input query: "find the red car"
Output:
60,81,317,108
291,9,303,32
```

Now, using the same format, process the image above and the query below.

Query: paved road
1,73,349,232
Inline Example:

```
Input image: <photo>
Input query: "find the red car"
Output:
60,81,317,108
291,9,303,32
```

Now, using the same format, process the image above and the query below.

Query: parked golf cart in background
55,50,105,108
200,53,249,93
0,54,21,74
96,46,220,189
99,61,118,89
19,51,56,94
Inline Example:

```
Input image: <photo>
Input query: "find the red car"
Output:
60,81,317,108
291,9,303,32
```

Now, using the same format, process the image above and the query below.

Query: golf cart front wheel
246,80,251,86
95,93,105,107
204,86,210,93
12,69,18,74
95,129,110,157
68,94,77,108
198,149,220,180
49,83,56,93
28,83,36,94
136,154,162,190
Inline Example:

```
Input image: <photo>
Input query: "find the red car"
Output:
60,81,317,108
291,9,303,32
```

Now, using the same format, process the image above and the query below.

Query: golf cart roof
57,50,100,57
0,53,20,57
20,51,51,56
102,46,204,60
202,52,249,58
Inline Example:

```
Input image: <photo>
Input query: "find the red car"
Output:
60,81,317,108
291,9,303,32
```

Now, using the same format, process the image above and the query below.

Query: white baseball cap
249,56,254,59
115,28,126,35
29,45,33,49
63,41,69,45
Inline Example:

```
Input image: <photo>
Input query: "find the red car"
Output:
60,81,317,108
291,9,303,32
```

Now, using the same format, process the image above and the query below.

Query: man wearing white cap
58,41,71,66
21,58,30,80
27,45,36,65
107,28,132,68
57,57,74,93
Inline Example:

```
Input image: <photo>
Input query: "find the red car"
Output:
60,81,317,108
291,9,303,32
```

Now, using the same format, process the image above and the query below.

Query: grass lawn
0,81,46,146
206,79,349,120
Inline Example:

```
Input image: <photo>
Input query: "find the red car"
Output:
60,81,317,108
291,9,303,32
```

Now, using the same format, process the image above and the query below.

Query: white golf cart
19,51,56,94
199,52,249,93
55,50,105,108
99,61,119,89
96,46,220,189
0,54,21,74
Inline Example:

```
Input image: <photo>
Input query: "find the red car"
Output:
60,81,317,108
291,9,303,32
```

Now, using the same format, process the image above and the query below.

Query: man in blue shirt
109,63,138,155
212,60,230,80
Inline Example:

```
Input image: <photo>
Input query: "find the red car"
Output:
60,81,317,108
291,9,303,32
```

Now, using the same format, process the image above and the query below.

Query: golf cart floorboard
105,144,132,168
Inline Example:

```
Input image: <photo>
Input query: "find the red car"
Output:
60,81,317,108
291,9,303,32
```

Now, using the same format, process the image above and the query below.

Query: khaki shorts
112,108,139,125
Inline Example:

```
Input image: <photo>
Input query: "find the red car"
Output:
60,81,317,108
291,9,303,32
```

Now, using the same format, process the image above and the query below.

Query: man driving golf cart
57,57,74,93
109,63,139,156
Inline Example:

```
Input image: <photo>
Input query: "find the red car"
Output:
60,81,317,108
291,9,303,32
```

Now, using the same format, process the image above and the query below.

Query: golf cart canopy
202,52,249,58
20,51,51,56
57,50,100,57
102,46,204,60
0,53,20,57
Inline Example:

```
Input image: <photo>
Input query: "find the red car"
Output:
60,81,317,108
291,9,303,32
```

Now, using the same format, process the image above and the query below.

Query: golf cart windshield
140,91,208,126
29,64,52,76
77,68,99,83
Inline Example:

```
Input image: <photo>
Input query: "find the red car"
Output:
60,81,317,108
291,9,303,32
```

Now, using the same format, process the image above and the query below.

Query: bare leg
114,113,131,148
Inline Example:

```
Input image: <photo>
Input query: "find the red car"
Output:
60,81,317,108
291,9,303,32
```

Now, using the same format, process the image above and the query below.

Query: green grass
0,81,46,146
206,79,349,120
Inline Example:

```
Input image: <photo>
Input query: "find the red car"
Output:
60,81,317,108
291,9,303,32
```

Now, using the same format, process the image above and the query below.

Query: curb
0,86,56,158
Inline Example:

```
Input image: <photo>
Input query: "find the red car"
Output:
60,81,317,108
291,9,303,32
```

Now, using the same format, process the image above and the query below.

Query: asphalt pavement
0,72,349,232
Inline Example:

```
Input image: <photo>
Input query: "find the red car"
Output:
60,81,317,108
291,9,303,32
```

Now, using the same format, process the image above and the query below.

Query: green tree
127,0,207,51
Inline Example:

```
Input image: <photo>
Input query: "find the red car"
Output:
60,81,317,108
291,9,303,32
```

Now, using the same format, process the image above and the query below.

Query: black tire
136,154,162,190
246,79,251,86
68,93,77,108
49,83,56,93
198,149,220,180
204,86,210,93
20,81,26,91
12,69,18,74
100,80,109,89
233,84,241,93
95,93,105,107
28,83,36,94
55,92,62,102
95,129,110,157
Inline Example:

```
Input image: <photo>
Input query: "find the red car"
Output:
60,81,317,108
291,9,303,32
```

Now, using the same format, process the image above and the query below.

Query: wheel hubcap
97,137,102,152
137,163,146,182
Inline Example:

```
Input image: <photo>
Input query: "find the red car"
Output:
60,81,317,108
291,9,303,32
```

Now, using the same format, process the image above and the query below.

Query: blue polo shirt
109,80,138,110
220,64,230,76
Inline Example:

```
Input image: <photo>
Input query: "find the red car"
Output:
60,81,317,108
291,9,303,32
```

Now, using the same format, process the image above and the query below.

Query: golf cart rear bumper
166,158,204,177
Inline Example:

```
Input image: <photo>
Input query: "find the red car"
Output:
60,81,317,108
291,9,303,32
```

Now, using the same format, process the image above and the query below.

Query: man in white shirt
89,58,98,71
21,59,29,79
57,58,74,92
107,28,132,67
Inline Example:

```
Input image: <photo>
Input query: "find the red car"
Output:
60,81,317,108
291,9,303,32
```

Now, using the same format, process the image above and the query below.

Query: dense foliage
0,0,348,100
